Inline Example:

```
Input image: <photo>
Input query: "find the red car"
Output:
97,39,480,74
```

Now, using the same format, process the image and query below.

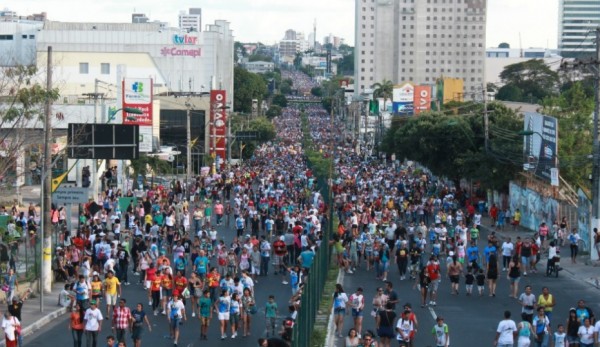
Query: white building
485,48,562,85
4,19,235,100
241,60,275,74
178,8,202,33
558,0,599,58
355,0,487,99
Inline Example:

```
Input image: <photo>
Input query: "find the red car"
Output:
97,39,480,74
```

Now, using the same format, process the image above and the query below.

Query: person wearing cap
84,299,103,347
431,316,449,347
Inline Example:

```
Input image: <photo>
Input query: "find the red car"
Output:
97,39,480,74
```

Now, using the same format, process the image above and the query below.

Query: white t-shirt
396,318,414,341
168,299,185,319
501,242,514,257
84,307,103,331
496,319,517,344
333,292,348,309
578,325,595,344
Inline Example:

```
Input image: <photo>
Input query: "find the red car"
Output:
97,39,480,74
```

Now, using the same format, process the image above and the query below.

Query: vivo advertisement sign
523,112,558,184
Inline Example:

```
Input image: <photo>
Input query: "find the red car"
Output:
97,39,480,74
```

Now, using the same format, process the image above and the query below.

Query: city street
338,234,599,346
25,222,294,347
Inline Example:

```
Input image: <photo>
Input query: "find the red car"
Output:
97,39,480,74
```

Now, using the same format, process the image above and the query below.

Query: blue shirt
299,250,315,268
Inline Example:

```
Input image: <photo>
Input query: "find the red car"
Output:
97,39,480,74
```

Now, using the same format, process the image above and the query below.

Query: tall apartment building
179,8,202,32
355,0,487,99
558,0,599,58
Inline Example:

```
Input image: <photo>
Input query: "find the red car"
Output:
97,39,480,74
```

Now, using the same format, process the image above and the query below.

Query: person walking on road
431,316,450,347
516,313,534,347
167,293,186,347
112,298,131,343
265,294,279,338
568,228,581,264
507,255,521,298
349,287,365,337
69,303,85,347
216,289,232,340
375,302,396,347
487,253,499,297
83,300,103,347
130,303,151,347
494,310,517,347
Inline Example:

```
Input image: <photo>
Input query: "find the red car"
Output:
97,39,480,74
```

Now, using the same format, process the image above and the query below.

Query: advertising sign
210,90,227,163
523,112,558,184
122,78,153,126
52,187,90,204
392,83,414,115
413,85,432,115
139,126,153,153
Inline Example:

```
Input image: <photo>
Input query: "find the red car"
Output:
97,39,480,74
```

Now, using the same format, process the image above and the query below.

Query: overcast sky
8,0,558,48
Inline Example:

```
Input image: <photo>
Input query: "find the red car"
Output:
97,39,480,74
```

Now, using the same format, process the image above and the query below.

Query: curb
0,306,68,347
325,268,344,347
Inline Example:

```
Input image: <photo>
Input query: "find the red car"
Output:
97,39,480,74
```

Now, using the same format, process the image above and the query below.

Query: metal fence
291,160,333,347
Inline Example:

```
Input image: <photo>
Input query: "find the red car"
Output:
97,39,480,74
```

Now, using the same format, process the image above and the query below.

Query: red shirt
426,262,440,281
273,240,287,256
174,276,188,292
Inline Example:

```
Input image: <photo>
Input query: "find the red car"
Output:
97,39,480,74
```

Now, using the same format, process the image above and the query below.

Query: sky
7,0,558,48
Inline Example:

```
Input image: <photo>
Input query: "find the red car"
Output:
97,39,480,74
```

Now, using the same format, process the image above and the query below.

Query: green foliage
248,54,272,62
321,97,332,114
336,52,354,76
265,105,282,119
541,81,594,189
129,156,172,182
496,59,559,103
271,94,288,108
371,79,394,102
249,116,276,142
234,66,268,113
310,87,323,97
387,102,522,190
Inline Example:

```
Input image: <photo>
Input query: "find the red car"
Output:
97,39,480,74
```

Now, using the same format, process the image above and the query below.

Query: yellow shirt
104,277,120,295
538,294,554,312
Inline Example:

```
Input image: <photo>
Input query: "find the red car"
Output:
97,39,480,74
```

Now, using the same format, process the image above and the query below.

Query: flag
369,100,379,114
51,171,68,193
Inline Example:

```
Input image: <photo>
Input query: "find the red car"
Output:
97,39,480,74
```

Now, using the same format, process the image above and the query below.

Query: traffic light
82,166,90,187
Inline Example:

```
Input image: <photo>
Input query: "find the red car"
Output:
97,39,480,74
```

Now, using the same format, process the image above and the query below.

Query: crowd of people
281,70,319,96
46,102,337,347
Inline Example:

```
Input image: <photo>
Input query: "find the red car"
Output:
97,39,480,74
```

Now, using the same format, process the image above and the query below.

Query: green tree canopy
271,94,288,108
249,116,276,141
265,104,282,119
496,59,559,103
386,102,522,190
310,87,323,97
234,66,267,113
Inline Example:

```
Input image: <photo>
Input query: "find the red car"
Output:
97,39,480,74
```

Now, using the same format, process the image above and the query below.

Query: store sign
210,90,227,163
413,85,431,115
172,34,198,45
160,47,202,58
122,78,153,127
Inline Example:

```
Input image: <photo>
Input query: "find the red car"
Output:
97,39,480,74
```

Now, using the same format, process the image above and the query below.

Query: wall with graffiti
509,181,559,232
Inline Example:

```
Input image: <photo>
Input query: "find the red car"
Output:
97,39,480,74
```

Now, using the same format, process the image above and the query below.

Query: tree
248,54,272,62
541,81,594,189
0,65,59,188
265,105,282,119
498,42,510,48
234,66,267,113
249,116,275,142
496,59,559,103
371,79,394,108
336,52,354,76
271,94,288,108
310,87,323,97
129,156,172,186
387,102,522,191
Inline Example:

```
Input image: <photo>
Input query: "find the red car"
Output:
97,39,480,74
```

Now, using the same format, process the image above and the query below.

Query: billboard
392,83,414,115
122,78,153,126
210,90,227,163
523,112,558,183
67,123,140,160
413,85,432,115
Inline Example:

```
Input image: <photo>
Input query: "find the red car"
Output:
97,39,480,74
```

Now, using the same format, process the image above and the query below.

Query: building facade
178,8,202,32
558,0,599,58
355,0,487,99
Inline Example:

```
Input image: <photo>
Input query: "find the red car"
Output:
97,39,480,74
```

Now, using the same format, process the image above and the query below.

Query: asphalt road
25,222,293,347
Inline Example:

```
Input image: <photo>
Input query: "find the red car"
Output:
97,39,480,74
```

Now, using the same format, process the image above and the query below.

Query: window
0,35,14,40
101,63,110,75
22,35,27,39
29,35,35,39
79,63,89,74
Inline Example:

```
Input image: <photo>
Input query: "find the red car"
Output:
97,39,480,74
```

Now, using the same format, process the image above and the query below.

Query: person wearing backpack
516,312,535,347
532,307,551,347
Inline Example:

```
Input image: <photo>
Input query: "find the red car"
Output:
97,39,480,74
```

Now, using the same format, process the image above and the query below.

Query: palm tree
371,79,394,109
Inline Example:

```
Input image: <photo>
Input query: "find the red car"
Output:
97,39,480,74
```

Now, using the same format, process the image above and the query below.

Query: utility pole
483,83,489,151
592,27,600,261
41,46,53,309
186,101,192,201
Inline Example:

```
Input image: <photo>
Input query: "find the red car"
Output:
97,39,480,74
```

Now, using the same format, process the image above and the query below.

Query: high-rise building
179,8,202,32
558,0,599,58
131,13,149,23
355,0,487,99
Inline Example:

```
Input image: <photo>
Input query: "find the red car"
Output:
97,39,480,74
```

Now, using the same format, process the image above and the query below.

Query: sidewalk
0,283,67,347
478,215,600,290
